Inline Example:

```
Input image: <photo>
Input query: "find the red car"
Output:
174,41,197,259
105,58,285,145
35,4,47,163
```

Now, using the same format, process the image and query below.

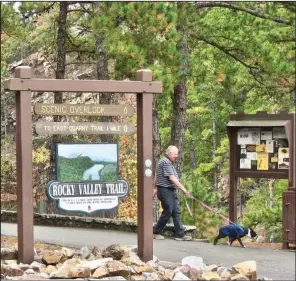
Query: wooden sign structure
226,111,295,249
4,66,162,263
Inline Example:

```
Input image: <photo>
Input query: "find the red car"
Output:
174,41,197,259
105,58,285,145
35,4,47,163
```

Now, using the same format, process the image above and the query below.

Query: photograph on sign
56,143,119,182
272,127,286,139
278,148,289,169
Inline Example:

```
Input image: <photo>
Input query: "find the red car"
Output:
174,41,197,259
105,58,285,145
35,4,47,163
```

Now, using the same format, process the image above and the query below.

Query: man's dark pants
153,187,184,237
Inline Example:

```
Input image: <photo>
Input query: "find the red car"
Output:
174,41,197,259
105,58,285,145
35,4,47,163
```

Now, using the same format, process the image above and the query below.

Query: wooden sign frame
226,111,295,249
4,66,162,263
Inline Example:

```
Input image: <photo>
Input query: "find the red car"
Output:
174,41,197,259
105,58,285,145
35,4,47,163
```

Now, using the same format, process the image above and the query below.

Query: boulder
232,261,257,281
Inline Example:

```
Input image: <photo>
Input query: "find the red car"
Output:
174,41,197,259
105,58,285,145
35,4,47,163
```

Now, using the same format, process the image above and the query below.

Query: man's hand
153,187,158,198
184,190,191,197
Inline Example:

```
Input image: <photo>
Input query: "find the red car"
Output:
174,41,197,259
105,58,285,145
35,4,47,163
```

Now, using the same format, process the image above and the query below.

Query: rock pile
1,244,271,280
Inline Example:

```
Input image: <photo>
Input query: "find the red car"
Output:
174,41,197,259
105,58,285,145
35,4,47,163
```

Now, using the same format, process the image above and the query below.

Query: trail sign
34,103,135,116
46,179,129,213
35,122,136,135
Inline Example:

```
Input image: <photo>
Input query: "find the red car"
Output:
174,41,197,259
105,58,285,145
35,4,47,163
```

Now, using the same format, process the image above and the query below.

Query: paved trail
1,223,295,280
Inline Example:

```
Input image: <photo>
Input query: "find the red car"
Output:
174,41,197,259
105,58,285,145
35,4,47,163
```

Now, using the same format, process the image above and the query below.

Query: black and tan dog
213,223,257,248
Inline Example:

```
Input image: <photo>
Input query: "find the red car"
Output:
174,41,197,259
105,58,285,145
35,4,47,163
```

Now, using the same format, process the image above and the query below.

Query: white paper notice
273,127,286,139
240,158,251,169
261,131,272,140
237,128,260,145
266,140,274,153
59,196,119,213
247,152,257,160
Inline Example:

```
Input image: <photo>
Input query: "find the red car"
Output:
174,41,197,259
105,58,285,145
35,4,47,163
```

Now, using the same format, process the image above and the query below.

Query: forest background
1,1,295,242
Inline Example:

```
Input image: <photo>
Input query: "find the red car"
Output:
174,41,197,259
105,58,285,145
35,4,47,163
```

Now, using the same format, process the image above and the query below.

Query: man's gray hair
166,145,178,155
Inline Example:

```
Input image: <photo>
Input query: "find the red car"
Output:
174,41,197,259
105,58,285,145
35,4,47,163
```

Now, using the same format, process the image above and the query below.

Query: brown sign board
34,103,135,116
35,122,136,135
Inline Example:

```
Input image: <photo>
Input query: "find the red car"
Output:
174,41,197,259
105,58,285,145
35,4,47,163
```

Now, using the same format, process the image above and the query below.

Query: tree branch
195,2,292,25
190,34,260,70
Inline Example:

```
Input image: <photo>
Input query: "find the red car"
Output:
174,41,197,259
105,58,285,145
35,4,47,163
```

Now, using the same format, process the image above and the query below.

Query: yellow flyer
257,153,269,170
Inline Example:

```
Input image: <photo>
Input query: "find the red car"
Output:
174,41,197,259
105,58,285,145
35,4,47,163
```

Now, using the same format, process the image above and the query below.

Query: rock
24,269,35,275
1,264,24,277
41,265,57,275
201,271,221,280
18,263,31,272
42,251,64,265
204,264,218,272
30,261,45,272
61,247,76,258
80,257,113,271
217,266,228,276
92,264,109,278
91,246,103,258
232,261,257,281
188,268,202,280
142,272,160,280
230,273,250,280
102,244,129,260
221,270,231,279
173,271,190,280
80,246,91,259
130,275,144,280
33,254,43,263
4,260,18,265
51,265,91,279
256,236,264,243
1,248,17,260
121,256,146,267
5,274,48,280
164,269,175,280
159,261,182,270
62,257,81,266
179,265,191,277
181,256,204,270
146,260,158,269
133,265,155,274
96,277,127,280
107,260,131,278
87,253,97,260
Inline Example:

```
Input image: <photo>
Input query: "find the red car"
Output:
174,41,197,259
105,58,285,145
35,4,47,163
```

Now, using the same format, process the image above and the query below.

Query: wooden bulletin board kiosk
226,111,295,249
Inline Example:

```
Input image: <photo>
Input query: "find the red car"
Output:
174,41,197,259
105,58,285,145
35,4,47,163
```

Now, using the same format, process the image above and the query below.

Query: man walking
153,145,192,241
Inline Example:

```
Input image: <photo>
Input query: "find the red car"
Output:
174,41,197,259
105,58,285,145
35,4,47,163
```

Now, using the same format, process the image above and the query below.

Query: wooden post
15,66,34,263
227,128,237,223
136,70,153,262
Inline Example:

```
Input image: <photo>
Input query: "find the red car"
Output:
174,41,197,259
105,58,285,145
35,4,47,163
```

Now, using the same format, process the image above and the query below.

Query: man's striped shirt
156,156,179,189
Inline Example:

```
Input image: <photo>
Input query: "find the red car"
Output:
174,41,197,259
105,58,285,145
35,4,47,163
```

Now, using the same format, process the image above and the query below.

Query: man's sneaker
175,235,193,241
153,234,165,240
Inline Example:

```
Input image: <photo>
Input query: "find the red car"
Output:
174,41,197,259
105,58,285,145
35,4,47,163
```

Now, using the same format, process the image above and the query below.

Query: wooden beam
4,78,162,93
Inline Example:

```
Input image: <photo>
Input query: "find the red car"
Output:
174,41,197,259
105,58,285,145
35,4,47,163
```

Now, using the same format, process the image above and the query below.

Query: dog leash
184,193,234,224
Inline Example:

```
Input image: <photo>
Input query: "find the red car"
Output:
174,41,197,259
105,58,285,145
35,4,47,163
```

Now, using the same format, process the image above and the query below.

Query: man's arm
169,175,191,196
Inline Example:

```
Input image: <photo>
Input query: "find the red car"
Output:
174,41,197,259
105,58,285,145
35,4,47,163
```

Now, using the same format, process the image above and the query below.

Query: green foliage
241,179,288,242
100,164,118,181
181,172,224,239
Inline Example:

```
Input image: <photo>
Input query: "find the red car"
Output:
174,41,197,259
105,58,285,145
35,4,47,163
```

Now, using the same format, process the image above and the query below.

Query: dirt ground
1,234,295,252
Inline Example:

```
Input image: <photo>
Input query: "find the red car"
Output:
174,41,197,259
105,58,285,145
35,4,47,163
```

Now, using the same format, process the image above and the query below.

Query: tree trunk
46,1,68,214
212,101,218,191
170,23,188,178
